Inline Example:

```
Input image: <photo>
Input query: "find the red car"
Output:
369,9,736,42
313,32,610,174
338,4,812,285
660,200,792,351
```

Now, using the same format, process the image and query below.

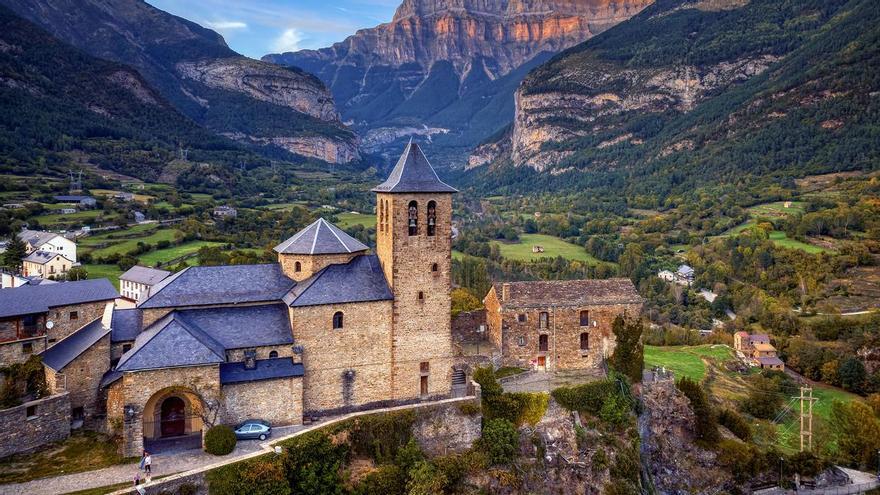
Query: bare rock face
509,54,778,170
412,401,482,456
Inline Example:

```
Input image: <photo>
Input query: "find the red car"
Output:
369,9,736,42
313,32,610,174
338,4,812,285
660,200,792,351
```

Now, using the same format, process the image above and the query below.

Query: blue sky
147,0,400,59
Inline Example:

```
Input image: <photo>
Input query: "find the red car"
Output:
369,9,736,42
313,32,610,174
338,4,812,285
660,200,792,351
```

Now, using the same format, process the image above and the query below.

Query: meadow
490,233,604,264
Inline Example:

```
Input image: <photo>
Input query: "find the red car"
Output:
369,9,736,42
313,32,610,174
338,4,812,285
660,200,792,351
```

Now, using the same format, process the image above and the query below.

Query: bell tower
374,141,457,401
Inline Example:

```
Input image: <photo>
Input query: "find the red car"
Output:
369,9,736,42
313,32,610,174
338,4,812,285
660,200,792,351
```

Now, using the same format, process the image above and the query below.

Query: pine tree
2,234,26,273
609,315,644,383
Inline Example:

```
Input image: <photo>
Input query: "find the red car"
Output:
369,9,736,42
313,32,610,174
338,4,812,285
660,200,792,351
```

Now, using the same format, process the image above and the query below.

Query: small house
675,264,695,285
61,208,77,215
213,205,238,218
532,245,545,253
54,195,97,208
119,265,171,302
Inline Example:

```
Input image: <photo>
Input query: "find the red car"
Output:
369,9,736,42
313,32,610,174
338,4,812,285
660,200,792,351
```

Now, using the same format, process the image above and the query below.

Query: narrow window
420,375,428,396
71,407,84,421
431,263,438,273
22,342,33,354
384,199,389,232
517,336,526,346
426,201,437,236
539,312,548,329
539,334,549,351
580,333,589,351
420,362,429,373
408,200,418,236
69,311,78,320
580,310,590,327
122,343,132,353
294,261,301,272
269,350,279,358
333,311,344,329
417,291,424,301
517,314,526,323
26,405,37,418
378,201,383,232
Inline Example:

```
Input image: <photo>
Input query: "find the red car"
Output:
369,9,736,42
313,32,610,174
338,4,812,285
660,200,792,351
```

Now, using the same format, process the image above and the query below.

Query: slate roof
22,250,71,265
115,304,294,371
220,358,304,384
119,265,170,286
99,369,122,389
138,264,295,309
756,356,784,366
493,279,643,309
53,195,94,202
111,308,142,343
749,334,770,343
0,279,118,318
116,313,226,371
285,255,392,307
42,318,110,371
677,265,695,277
20,229,60,247
274,218,368,255
372,141,458,194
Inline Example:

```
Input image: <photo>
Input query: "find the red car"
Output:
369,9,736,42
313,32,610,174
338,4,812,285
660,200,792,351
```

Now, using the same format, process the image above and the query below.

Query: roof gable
0,279,118,318
274,218,368,255
23,251,71,265
372,141,458,194
111,308,142,342
116,315,225,371
286,254,392,307
138,264,295,309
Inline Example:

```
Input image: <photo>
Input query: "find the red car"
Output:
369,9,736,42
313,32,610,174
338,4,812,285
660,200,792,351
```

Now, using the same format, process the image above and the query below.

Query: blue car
234,420,271,440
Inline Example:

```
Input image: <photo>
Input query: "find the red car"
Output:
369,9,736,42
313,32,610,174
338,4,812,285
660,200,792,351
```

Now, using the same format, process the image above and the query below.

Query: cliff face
265,0,651,165
471,0,878,195
0,0,358,164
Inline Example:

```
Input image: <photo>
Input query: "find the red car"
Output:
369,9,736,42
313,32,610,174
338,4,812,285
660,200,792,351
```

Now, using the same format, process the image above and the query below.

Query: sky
147,0,400,59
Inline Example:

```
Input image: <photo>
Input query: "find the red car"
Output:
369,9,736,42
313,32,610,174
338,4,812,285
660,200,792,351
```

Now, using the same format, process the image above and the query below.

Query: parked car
234,420,271,440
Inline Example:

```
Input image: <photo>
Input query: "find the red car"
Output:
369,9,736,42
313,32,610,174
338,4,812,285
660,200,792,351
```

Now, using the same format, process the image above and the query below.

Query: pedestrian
143,451,152,475
138,451,145,471
134,473,145,495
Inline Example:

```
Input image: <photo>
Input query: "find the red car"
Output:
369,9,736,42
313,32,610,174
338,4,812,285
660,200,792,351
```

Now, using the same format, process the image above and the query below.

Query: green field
84,264,123,289
32,209,108,227
767,231,830,254
137,241,223,267
749,201,805,217
644,344,735,381
335,212,376,229
83,228,180,257
490,234,603,264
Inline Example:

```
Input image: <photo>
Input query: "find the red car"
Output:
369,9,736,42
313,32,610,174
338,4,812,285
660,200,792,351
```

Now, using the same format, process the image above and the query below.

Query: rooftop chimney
501,283,510,302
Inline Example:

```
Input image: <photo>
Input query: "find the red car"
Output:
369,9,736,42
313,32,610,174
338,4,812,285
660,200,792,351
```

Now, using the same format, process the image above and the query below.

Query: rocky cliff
0,0,358,164
471,0,879,198
265,0,651,165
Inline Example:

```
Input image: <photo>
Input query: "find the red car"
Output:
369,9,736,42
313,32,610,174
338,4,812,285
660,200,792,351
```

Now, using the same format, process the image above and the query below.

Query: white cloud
272,28,304,53
204,20,248,30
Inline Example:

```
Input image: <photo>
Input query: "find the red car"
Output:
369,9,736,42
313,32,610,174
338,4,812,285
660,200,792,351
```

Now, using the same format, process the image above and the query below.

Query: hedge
204,425,236,455
206,456,290,495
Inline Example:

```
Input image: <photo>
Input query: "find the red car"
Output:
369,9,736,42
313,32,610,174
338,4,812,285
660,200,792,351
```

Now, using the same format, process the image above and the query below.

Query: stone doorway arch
142,387,204,441
160,396,186,437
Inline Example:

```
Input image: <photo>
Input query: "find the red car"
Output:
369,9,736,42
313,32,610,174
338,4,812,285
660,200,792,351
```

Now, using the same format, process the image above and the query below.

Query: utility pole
798,386,816,452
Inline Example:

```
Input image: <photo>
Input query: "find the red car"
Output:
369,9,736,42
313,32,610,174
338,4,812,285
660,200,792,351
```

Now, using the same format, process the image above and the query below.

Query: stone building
483,279,643,371
733,331,783,370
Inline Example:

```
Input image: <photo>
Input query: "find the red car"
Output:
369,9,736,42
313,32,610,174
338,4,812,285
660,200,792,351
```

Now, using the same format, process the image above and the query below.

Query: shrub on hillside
600,393,631,427
718,408,752,441
480,418,519,465
552,379,618,414
473,367,549,426
407,461,448,495
348,409,415,463
204,425,237,455
282,431,348,495
206,456,289,495
351,465,405,495
676,377,720,445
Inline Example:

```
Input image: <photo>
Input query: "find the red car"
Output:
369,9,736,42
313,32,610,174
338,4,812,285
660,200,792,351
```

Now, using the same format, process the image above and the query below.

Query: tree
838,357,866,393
676,377,720,445
741,374,784,420
609,316,644,383
828,401,880,469
65,266,88,281
451,288,482,317
479,418,519,465
2,234,26,273
618,243,644,279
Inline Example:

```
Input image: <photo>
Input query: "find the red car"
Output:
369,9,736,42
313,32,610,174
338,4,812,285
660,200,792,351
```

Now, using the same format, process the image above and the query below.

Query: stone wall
487,294,641,370
0,393,70,458
483,287,503,349
278,252,357,281
225,344,293,362
289,300,393,414
48,333,111,426
0,336,46,366
451,309,487,343
47,301,108,343
221,376,303,426
376,192,455,402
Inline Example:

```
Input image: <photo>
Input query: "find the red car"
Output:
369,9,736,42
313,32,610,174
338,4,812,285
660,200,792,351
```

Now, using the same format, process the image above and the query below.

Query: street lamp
779,457,784,487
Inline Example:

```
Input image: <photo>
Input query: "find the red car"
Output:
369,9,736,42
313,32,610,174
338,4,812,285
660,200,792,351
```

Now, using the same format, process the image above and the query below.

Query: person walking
133,473,146,495
143,451,152,475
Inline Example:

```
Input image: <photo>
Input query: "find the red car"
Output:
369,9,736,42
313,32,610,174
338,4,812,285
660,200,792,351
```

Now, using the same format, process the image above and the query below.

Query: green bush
599,393,631,427
473,367,549,426
480,418,519,465
206,456,290,495
282,431,348,495
407,461,448,495
551,379,618,414
457,400,481,416
348,410,415,463
204,425,237,455
676,377,720,445
718,408,752,441
507,392,550,426
351,465,405,495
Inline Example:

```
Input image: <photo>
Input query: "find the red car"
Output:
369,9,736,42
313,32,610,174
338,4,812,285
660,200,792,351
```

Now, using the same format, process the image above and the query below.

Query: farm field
137,241,223,267
31,209,109,227
644,344,734,381
335,212,376,229
490,234,604,265
81,228,180,258
90,189,155,203
84,264,123,289
768,231,830,254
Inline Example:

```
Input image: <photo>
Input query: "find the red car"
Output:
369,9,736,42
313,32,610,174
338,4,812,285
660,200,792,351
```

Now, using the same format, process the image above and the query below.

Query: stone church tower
374,142,457,401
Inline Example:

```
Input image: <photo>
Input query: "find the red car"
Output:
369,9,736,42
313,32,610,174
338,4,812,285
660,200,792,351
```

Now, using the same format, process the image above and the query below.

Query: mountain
0,0,358,164
470,0,880,200
264,0,652,166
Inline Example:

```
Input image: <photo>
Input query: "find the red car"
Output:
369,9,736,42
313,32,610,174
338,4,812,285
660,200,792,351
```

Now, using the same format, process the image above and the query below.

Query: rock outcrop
265,0,652,165
1,0,358,164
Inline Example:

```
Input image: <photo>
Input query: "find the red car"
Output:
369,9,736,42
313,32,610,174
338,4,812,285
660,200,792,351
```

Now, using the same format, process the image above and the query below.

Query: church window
431,263,438,272
378,201,384,232
294,261,301,272
418,291,424,301
333,311,344,329
427,201,437,236
517,314,526,323
539,312,549,329
408,201,418,235
269,351,278,358
580,333,589,351
580,310,589,326
517,336,526,346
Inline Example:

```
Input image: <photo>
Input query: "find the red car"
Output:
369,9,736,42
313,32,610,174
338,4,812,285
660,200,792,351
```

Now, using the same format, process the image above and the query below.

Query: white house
657,270,675,282
119,265,171,302
20,229,77,263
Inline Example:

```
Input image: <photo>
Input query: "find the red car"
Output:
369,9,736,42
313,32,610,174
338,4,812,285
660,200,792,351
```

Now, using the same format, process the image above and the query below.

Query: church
39,142,460,456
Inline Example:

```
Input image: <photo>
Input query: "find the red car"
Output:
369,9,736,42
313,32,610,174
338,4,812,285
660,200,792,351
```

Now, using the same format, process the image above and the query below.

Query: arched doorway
160,396,187,437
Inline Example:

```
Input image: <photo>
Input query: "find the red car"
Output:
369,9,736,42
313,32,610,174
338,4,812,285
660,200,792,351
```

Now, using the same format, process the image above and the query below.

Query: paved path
500,369,605,393
0,425,305,495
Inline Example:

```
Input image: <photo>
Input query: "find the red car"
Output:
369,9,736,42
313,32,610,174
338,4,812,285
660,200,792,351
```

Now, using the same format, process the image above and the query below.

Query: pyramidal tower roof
274,218,369,255
372,141,458,194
